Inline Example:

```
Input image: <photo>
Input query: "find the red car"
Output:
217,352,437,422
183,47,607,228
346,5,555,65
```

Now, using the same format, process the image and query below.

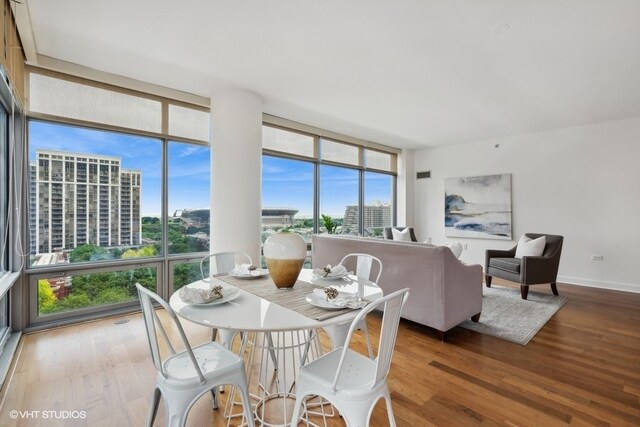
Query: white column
210,89,263,264
397,148,415,229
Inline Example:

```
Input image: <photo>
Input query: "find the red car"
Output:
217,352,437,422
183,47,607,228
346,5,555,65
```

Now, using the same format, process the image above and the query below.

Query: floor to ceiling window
0,83,12,358
262,154,315,266
26,68,210,327
167,141,210,255
261,121,398,246
319,164,359,235
28,121,162,264
0,64,25,387
167,140,211,291
0,97,7,275
364,171,394,238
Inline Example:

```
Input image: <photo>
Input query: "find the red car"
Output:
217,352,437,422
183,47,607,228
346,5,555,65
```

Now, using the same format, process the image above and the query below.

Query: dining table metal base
221,330,335,427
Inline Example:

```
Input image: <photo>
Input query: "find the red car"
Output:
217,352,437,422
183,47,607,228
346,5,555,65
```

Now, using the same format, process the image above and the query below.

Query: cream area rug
460,286,568,345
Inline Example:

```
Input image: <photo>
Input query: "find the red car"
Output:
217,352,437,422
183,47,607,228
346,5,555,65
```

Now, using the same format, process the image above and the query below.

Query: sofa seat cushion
489,257,521,274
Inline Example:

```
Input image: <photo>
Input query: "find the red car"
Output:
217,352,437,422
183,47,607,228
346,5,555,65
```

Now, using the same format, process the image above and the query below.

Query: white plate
311,269,349,280
305,292,347,310
229,269,269,280
186,288,241,306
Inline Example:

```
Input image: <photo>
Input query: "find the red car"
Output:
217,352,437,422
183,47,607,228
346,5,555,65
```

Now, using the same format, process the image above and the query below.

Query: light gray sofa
312,234,483,339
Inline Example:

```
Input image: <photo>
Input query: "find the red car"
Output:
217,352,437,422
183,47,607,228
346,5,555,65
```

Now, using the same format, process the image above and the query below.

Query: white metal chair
135,283,254,427
290,287,410,427
323,253,382,358
200,251,252,347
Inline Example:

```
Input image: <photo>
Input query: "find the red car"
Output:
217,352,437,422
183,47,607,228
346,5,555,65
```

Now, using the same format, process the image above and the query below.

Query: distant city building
343,201,391,230
171,207,299,229
30,149,142,254
261,208,299,227
174,208,210,228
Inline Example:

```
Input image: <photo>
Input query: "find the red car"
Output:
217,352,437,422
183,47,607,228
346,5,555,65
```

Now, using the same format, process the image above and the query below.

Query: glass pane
320,139,359,166
36,266,157,316
365,149,394,172
172,261,206,292
168,141,211,254
29,73,162,133
320,165,359,235
0,294,9,351
262,155,314,266
0,104,6,272
364,172,393,238
262,126,314,158
168,104,210,142
29,121,162,267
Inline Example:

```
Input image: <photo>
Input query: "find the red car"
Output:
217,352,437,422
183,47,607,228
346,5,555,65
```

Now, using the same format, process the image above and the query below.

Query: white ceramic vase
263,230,306,289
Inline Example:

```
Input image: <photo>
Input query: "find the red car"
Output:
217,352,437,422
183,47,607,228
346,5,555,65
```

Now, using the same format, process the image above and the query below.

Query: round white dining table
169,268,383,332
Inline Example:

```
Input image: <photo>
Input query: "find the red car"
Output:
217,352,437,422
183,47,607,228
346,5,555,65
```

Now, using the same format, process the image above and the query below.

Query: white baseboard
558,276,640,294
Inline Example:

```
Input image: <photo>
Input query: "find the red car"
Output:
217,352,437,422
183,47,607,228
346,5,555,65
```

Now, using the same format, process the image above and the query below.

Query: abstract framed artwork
444,173,512,239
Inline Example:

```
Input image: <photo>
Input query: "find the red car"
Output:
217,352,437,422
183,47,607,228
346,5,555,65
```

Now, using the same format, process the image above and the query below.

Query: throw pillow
392,228,412,242
514,235,546,258
447,241,463,258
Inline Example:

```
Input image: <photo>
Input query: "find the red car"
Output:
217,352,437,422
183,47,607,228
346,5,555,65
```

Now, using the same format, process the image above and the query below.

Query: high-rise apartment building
343,201,391,231
31,149,142,254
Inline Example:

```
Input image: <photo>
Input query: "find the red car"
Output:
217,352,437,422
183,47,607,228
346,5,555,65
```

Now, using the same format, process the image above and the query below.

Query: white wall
413,117,640,293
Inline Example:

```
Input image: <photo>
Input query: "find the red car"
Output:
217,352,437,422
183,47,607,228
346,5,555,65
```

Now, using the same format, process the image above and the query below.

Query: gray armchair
485,233,563,300
383,227,417,242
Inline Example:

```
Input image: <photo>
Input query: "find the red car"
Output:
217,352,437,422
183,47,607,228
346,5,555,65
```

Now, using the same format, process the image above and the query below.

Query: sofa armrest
440,248,483,331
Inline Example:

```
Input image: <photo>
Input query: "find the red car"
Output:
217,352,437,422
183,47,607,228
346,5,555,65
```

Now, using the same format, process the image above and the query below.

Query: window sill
0,272,20,299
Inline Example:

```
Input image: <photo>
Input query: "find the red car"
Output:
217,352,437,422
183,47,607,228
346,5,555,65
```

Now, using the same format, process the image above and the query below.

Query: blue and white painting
445,174,512,240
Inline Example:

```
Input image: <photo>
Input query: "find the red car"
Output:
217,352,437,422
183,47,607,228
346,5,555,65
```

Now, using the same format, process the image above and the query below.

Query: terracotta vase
263,230,306,289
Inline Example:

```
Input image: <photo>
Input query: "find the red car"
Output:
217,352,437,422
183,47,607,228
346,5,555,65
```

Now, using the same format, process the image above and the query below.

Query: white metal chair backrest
340,253,383,284
135,283,207,383
331,287,409,393
200,251,253,280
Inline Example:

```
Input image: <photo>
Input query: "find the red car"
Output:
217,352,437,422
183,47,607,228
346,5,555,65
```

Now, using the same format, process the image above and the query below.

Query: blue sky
30,122,393,219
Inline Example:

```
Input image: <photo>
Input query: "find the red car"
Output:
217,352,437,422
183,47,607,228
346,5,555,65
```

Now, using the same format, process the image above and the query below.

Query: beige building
343,201,391,231
30,149,141,254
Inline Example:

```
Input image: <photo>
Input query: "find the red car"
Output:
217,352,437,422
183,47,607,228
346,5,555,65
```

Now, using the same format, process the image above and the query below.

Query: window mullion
359,169,365,236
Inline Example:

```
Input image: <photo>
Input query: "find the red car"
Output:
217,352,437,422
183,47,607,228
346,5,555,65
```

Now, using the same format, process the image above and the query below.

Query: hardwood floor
0,280,639,426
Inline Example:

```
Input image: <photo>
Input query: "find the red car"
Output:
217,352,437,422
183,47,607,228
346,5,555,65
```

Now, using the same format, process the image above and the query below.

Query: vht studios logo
9,410,87,419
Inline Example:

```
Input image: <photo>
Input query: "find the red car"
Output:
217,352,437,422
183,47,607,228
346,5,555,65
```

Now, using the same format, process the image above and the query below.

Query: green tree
38,280,58,314
95,287,132,305
321,214,337,234
55,293,93,311
173,263,203,291
69,244,106,262
122,245,157,259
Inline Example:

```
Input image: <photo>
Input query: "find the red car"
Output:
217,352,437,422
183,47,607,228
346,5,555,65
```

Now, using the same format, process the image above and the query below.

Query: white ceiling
19,0,640,149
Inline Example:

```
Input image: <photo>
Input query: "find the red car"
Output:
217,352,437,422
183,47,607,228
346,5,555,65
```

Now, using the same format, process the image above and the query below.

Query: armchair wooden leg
520,285,529,300
550,282,559,296
471,312,481,322
485,275,492,287
436,330,447,342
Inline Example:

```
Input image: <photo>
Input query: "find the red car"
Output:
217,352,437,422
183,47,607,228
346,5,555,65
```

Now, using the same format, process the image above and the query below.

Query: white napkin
179,286,224,304
312,288,367,309
312,264,348,278
230,263,262,276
